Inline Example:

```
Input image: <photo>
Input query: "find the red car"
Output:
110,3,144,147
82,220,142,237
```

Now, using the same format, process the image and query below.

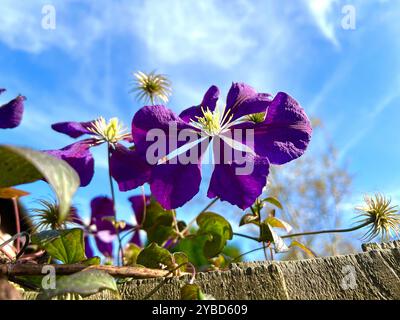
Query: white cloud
130,0,257,69
305,0,339,47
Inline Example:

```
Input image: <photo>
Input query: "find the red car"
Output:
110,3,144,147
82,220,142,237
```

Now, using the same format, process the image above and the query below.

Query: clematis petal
132,104,195,154
248,92,312,165
46,141,95,187
179,85,220,122
51,120,94,138
207,138,270,209
84,236,94,258
110,144,152,192
90,196,115,233
128,195,150,226
223,82,271,123
130,231,142,247
0,94,25,129
95,233,114,257
148,132,208,210
151,161,203,210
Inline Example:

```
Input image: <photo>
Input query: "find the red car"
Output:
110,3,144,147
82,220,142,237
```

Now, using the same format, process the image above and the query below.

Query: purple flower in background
123,82,312,210
0,88,25,129
128,194,150,247
73,196,140,258
47,117,149,187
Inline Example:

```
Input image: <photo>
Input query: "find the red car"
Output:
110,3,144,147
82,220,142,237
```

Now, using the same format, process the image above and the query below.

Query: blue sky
1,0,399,259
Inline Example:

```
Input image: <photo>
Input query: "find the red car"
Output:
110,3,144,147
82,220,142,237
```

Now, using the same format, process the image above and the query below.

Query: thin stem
280,221,371,239
233,232,259,241
12,197,21,252
140,186,147,227
234,221,371,243
232,221,372,262
182,197,219,235
107,143,123,266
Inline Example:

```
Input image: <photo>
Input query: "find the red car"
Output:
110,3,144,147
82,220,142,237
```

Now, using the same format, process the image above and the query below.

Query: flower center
88,117,127,144
192,107,222,136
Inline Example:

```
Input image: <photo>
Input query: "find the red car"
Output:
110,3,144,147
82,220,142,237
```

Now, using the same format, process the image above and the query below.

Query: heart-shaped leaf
38,269,118,300
196,212,233,258
142,198,175,245
0,145,80,222
31,228,86,264
136,242,174,270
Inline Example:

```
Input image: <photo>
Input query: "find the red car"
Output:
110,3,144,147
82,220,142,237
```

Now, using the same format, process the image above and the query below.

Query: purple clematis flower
128,194,150,247
73,196,140,258
0,88,25,129
47,117,149,187
118,82,312,210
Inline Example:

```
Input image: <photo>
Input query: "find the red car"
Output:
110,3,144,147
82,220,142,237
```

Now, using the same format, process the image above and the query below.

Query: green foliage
136,243,189,272
196,212,233,258
180,283,214,300
262,197,283,210
0,145,80,223
38,269,118,300
123,243,142,266
31,228,96,264
260,222,288,253
137,242,174,270
142,198,176,245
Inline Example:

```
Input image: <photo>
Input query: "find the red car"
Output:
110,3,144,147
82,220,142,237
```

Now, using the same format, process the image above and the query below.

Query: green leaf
265,216,292,233
290,240,316,258
260,222,288,253
180,284,205,300
196,212,233,258
136,243,174,270
172,252,189,272
81,257,101,266
239,213,259,226
142,198,175,245
38,269,118,300
123,243,141,266
180,284,214,300
31,228,86,264
263,197,283,210
0,145,80,222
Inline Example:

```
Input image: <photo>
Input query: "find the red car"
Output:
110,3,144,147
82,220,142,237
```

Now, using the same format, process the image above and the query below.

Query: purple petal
179,85,220,122
128,195,150,226
90,196,115,233
223,82,271,123
84,236,94,258
0,89,5,95
207,140,270,209
249,92,312,165
51,120,94,138
95,231,115,257
151,162,203,210
130,231,142,247
132,104,195,155
110,144,152,192
0,95,25,129
46,141,95,187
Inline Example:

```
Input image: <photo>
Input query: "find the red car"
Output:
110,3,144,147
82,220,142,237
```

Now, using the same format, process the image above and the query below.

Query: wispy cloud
305,0,340,47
